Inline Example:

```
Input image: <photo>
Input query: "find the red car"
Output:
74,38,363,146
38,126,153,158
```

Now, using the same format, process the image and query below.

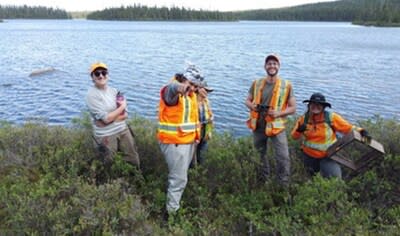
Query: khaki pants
94,128,140,168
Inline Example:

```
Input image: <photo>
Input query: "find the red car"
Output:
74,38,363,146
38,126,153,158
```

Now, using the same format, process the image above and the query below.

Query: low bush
0,115,399,234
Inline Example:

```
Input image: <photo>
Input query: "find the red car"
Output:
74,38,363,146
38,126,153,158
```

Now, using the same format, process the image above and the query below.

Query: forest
0,5,70,19
1,0,399,26
86,5,236,21
85,0,400,25
236,0,400,26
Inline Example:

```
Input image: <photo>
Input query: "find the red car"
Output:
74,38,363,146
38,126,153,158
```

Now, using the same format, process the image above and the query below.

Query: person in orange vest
190,81,214,167
245,54,296,186
158,63,202,216
291,93,369,178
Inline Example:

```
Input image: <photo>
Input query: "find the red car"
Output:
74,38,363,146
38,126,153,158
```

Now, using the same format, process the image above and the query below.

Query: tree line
87,4,237,21
0,5,70,19
236,0,400,26
1,0,399,26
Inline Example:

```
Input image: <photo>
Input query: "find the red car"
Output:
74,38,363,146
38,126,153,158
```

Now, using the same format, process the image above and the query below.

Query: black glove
360,129,371,138
296,124,307,133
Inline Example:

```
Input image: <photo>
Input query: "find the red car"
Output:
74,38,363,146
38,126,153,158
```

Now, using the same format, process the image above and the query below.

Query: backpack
298,110,333,131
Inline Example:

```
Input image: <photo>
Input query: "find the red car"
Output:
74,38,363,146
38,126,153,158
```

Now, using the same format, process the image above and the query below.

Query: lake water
0,19,399,136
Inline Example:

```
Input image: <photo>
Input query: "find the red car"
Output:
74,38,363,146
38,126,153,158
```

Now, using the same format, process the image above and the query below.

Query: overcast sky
1,0,337,12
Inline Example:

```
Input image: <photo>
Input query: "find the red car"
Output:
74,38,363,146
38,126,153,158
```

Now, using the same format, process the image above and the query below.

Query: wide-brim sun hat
303,92,331,108
90,62,108,74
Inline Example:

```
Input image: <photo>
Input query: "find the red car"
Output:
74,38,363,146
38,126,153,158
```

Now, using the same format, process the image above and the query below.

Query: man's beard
267,70,278,77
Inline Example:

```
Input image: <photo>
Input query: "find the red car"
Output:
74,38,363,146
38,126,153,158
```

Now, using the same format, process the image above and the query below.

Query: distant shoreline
353,21,400,27
3,18,399,27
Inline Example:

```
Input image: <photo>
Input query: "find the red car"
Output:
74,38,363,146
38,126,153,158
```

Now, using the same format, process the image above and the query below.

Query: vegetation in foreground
0,115,399,234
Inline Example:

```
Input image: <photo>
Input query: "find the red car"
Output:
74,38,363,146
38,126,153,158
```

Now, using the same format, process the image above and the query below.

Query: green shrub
0,115,399,234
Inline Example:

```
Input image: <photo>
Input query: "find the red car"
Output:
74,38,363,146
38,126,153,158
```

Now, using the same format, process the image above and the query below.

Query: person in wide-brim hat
302,92,331,108
291,92,370,179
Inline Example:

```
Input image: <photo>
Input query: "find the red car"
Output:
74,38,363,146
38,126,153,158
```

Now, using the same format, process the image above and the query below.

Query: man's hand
178,84,190,94
267,109,281,118
197,87,207,98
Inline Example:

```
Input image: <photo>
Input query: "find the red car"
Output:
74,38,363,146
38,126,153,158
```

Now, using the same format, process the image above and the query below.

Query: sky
0,0,337,12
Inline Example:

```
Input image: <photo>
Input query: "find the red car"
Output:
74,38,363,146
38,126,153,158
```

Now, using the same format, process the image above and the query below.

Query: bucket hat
303,92,331,108
183,63,204,86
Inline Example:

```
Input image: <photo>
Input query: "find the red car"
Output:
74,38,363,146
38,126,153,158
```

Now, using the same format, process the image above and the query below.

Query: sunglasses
93,70,108,77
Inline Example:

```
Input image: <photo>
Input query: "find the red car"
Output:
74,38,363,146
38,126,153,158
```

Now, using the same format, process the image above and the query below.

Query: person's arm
291,116,304,140
331,113,362,134
86,89,127,126
245,82,257,111
162,83,189,106
245,94,258,111
102,99,127,124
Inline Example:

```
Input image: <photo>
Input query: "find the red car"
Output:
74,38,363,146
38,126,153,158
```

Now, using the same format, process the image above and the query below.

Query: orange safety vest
291,111,358,158
157,85,200,144
247,77,291,136
199,98,213,140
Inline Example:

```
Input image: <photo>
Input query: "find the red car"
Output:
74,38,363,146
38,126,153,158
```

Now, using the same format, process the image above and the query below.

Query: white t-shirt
85,86,127,137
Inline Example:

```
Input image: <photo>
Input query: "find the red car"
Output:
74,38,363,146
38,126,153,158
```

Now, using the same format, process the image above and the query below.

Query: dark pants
253,129,290,185
302,152,342,179
190,124,209,168
196,139,208,165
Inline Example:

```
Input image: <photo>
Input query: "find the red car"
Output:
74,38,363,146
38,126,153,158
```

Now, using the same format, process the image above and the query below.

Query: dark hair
174,73,187,83
264,54,280,65
265,57,279,65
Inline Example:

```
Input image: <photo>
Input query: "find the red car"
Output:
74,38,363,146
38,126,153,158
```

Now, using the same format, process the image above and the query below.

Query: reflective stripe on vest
202,99,213,139
200,99,213,123
158,96,195,133
158,122,197,133
158,86,199,144
303,122,337,151
246,79,266,130
265,79,290,136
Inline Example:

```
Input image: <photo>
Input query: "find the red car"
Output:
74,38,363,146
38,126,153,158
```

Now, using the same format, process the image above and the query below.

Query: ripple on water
1,20,399,136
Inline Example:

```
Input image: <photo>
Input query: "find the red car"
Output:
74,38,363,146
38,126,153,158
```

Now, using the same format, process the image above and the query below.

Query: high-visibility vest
157,85,200,144
291,111,359,158
247,78,291,136
199,98,213,140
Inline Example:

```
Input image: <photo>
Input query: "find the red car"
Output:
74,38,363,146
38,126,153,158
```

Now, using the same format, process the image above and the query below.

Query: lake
0,19,399,136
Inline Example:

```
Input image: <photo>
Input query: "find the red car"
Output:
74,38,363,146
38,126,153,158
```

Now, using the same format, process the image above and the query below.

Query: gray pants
159,142,195,213
94,128,140,168
302,152,342,179
253,130,290,185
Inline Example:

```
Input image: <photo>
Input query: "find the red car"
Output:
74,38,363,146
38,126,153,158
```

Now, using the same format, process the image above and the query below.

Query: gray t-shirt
248,79,294,130
86,86,127,137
